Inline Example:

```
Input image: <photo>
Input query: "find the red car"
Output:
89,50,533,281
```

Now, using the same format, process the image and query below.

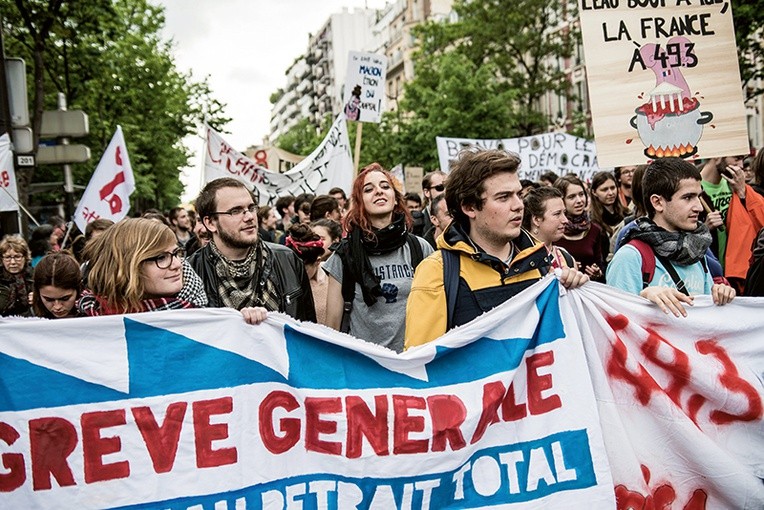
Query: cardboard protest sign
343,52,387,123
1,278,762,508
437,133,604,182
578,0,749,167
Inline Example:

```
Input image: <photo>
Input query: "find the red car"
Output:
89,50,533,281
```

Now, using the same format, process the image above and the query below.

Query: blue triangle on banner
0,351,126,412
284,280,566,390
124,318,287,397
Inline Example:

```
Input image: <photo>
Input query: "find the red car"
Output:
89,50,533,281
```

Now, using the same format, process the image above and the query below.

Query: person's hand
28,292,33,305
558,266,589,289
721,164,746,199
639,287,693,317
704,210,724,230
240,306,268,325
711,283,735,306
584,263,603,279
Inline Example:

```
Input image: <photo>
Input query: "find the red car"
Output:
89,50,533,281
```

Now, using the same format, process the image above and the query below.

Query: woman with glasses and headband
0,235,33,317
77,218,208,316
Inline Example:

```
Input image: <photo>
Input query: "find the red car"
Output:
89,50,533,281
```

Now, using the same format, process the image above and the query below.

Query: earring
533,229,539,235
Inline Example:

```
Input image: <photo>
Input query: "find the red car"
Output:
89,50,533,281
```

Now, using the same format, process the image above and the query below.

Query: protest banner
0,133,20,212
204,115,354,205
0,278,761,509
437,132,604,182
342,52,387,124
73,126,134,233
578,0,749,167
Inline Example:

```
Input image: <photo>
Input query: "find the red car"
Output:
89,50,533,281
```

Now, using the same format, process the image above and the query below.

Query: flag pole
353,122,363,175
0,185,40,227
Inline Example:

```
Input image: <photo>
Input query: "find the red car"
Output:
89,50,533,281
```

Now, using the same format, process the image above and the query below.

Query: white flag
204,115,354,205
0,133,20,212
73,126,135,233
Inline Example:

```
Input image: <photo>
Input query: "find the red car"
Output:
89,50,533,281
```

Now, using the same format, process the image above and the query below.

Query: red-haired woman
324,163,433,352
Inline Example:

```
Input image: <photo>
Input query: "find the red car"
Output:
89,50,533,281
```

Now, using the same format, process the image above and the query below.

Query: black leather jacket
188,241,316,322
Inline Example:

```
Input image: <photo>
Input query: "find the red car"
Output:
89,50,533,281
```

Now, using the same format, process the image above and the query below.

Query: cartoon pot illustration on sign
629,37,713,159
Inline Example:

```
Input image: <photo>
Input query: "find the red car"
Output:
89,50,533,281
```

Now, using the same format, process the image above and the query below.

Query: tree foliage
1,0,229,214
732,0,764,100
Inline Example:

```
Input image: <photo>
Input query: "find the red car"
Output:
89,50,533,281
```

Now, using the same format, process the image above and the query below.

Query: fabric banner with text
0,278,761,509
204,115,353,205
436,133,605,182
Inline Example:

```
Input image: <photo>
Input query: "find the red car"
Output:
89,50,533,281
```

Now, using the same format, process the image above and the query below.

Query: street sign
37,144,91,165
16,154,34,167
11,126,33,153
4,58,29,127
40,110,89,139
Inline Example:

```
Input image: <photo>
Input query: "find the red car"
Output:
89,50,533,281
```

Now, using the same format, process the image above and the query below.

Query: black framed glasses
210,203,258,218
427,184,445,192
143,248,185,269
2,255,24,262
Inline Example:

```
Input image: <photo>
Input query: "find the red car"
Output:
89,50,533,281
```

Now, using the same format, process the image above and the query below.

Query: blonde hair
84,218,177,313
0,235,31,262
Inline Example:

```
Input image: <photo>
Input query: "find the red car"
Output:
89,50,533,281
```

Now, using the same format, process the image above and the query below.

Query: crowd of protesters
2,148,764,352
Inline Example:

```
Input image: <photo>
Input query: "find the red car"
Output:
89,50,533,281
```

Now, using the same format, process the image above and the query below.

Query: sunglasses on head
428,184,445,192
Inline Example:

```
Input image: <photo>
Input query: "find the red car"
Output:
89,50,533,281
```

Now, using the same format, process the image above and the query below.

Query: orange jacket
725,185,764,280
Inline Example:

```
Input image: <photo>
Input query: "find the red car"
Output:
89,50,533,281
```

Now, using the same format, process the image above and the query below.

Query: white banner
0,133,20,212
204,115,354,205
437,132,607,182
343,51,387,123
0,278,761,509
73,126,135,233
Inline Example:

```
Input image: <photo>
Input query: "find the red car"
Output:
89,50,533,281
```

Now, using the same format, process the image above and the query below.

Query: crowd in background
2,148,764,353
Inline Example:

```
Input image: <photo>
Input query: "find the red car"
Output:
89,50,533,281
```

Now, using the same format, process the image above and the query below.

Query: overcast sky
155,0,388,201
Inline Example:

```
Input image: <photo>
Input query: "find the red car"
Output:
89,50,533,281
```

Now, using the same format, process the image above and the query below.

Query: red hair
343,163,412,237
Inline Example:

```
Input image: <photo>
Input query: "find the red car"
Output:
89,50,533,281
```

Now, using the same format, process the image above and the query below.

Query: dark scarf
564,212,591,236
625,217,712,265
602,206,624,228
0,268,31,316
340,213,409,306
208,239,281,311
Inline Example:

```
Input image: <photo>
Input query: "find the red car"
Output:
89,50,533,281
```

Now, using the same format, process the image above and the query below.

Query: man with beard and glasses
607,158,736,318
189,178,316,321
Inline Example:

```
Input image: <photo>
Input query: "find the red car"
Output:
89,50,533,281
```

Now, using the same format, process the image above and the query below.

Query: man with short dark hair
404,192,422,213
405,150,587,348
423,194,450,249
328,187,347,212
274,195,296,232
420,171,446,235
189,178,315,321
615,166,637,209
309,195,341,222
168,207,194,248
607,158,735,317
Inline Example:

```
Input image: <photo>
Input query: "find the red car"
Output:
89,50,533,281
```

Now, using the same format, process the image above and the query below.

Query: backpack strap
653,252,690,296
406,234,424,270
442,249,461,331
338,247,355,334
626,239,656,290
